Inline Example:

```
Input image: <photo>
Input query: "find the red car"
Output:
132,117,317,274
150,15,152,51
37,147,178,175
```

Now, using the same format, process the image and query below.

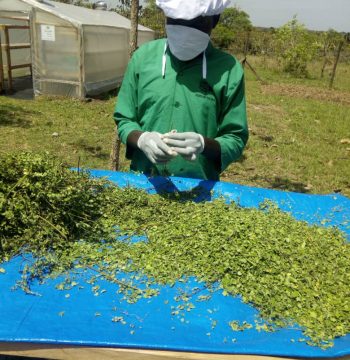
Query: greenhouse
0,0,154,97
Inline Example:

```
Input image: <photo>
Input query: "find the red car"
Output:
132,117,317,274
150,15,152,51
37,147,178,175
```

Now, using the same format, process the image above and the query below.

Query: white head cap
156,0,231,20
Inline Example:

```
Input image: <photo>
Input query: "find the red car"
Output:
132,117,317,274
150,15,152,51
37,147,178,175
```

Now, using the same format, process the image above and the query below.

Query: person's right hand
137,132,177,164
163,131,205,161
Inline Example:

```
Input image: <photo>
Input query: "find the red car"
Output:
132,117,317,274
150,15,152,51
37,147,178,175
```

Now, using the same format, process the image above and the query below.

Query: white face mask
166,24,210,61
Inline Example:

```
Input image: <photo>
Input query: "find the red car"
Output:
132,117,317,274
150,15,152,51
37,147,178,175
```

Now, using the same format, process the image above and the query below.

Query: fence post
240,30,266,85
320,42,328,79
329,40,344,89
110,128,121,172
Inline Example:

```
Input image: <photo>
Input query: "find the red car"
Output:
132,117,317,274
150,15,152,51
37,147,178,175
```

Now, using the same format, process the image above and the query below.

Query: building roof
86,0,120,11
0,0,153,31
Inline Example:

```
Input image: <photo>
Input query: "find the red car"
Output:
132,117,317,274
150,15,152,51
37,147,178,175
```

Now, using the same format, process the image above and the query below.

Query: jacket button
174,101,180,108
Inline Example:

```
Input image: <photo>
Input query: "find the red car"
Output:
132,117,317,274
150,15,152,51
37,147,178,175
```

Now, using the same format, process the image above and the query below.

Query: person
114,0,248,181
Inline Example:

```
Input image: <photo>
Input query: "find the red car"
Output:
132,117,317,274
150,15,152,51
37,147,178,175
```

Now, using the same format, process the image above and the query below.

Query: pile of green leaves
1,152,349,349
113,189,350,348
0,152,116,267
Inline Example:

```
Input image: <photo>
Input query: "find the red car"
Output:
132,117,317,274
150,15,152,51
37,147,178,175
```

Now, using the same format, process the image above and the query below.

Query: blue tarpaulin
1,170,350,358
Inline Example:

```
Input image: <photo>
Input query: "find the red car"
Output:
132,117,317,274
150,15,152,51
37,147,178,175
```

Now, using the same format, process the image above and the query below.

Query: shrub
274,17,319,77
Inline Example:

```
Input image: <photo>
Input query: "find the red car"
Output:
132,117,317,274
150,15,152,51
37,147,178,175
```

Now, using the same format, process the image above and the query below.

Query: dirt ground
262,83,350,105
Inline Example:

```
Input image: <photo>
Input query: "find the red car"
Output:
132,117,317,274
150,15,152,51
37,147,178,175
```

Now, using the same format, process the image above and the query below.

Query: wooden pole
241,31,250,68
4,27,13,92
111,0,140,171
243,31,250,59
0,25,32,93
240,31,266,85
320,43,328,79
129,0,139,58
244,59,267,85
329,40,344,89
110,129,121,171
0,28,4,93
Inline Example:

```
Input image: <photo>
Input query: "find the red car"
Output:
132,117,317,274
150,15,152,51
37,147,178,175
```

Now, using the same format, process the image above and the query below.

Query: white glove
163,131,205,161
137,131,177,164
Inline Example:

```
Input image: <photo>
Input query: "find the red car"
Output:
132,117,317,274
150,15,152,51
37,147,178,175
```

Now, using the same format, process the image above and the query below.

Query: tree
211,6,252,51
129,0,139,58
274,16,318,77
112,0,145,19
53,0,92,7
139,0,165,39
219,7,252,32
211,24,235,49
249,28,275,56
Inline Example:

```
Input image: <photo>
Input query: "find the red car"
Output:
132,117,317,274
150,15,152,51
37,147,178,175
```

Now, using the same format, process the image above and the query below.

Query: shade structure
0,0,155,97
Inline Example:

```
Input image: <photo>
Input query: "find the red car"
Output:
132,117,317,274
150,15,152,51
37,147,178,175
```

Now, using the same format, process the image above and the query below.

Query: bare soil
262,83,350,106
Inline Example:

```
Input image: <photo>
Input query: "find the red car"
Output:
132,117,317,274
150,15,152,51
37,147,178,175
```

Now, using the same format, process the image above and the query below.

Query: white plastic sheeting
0,17,31,76
0,0,155,97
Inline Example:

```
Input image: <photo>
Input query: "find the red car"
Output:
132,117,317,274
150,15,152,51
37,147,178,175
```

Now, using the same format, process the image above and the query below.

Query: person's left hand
163,131,205,161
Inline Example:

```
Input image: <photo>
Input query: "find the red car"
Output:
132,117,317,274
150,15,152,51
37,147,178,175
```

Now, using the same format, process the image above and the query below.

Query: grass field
1,56,349,197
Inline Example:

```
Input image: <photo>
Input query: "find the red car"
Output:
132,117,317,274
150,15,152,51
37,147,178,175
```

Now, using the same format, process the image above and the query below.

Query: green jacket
114,39,248,181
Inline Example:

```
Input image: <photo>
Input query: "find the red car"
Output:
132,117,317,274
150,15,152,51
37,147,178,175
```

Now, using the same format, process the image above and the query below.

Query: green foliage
219,7,252,32
212,7,252,50
53,0,92,7
274,17,319,77
229,321,253,331
0,152,113,260
249,29,276,56
112,0,165,38
1,152,350,348
321,29,344,54
120,195,350,348
319,29,345,78
211,23,236,49
112,0,134,18
139,0,165,39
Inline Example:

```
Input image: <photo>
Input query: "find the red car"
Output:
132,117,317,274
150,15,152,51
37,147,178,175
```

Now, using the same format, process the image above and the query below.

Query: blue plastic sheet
1,170,350,358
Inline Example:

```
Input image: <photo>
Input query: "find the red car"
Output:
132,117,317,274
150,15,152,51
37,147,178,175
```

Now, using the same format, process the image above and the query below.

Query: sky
92,0,350,33
231,0,350,32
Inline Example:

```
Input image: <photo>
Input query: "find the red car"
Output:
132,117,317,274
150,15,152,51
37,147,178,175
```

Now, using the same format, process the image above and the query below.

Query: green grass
245,55,350,91
228,56,350,196
0,57,349,196
0,96,128,170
